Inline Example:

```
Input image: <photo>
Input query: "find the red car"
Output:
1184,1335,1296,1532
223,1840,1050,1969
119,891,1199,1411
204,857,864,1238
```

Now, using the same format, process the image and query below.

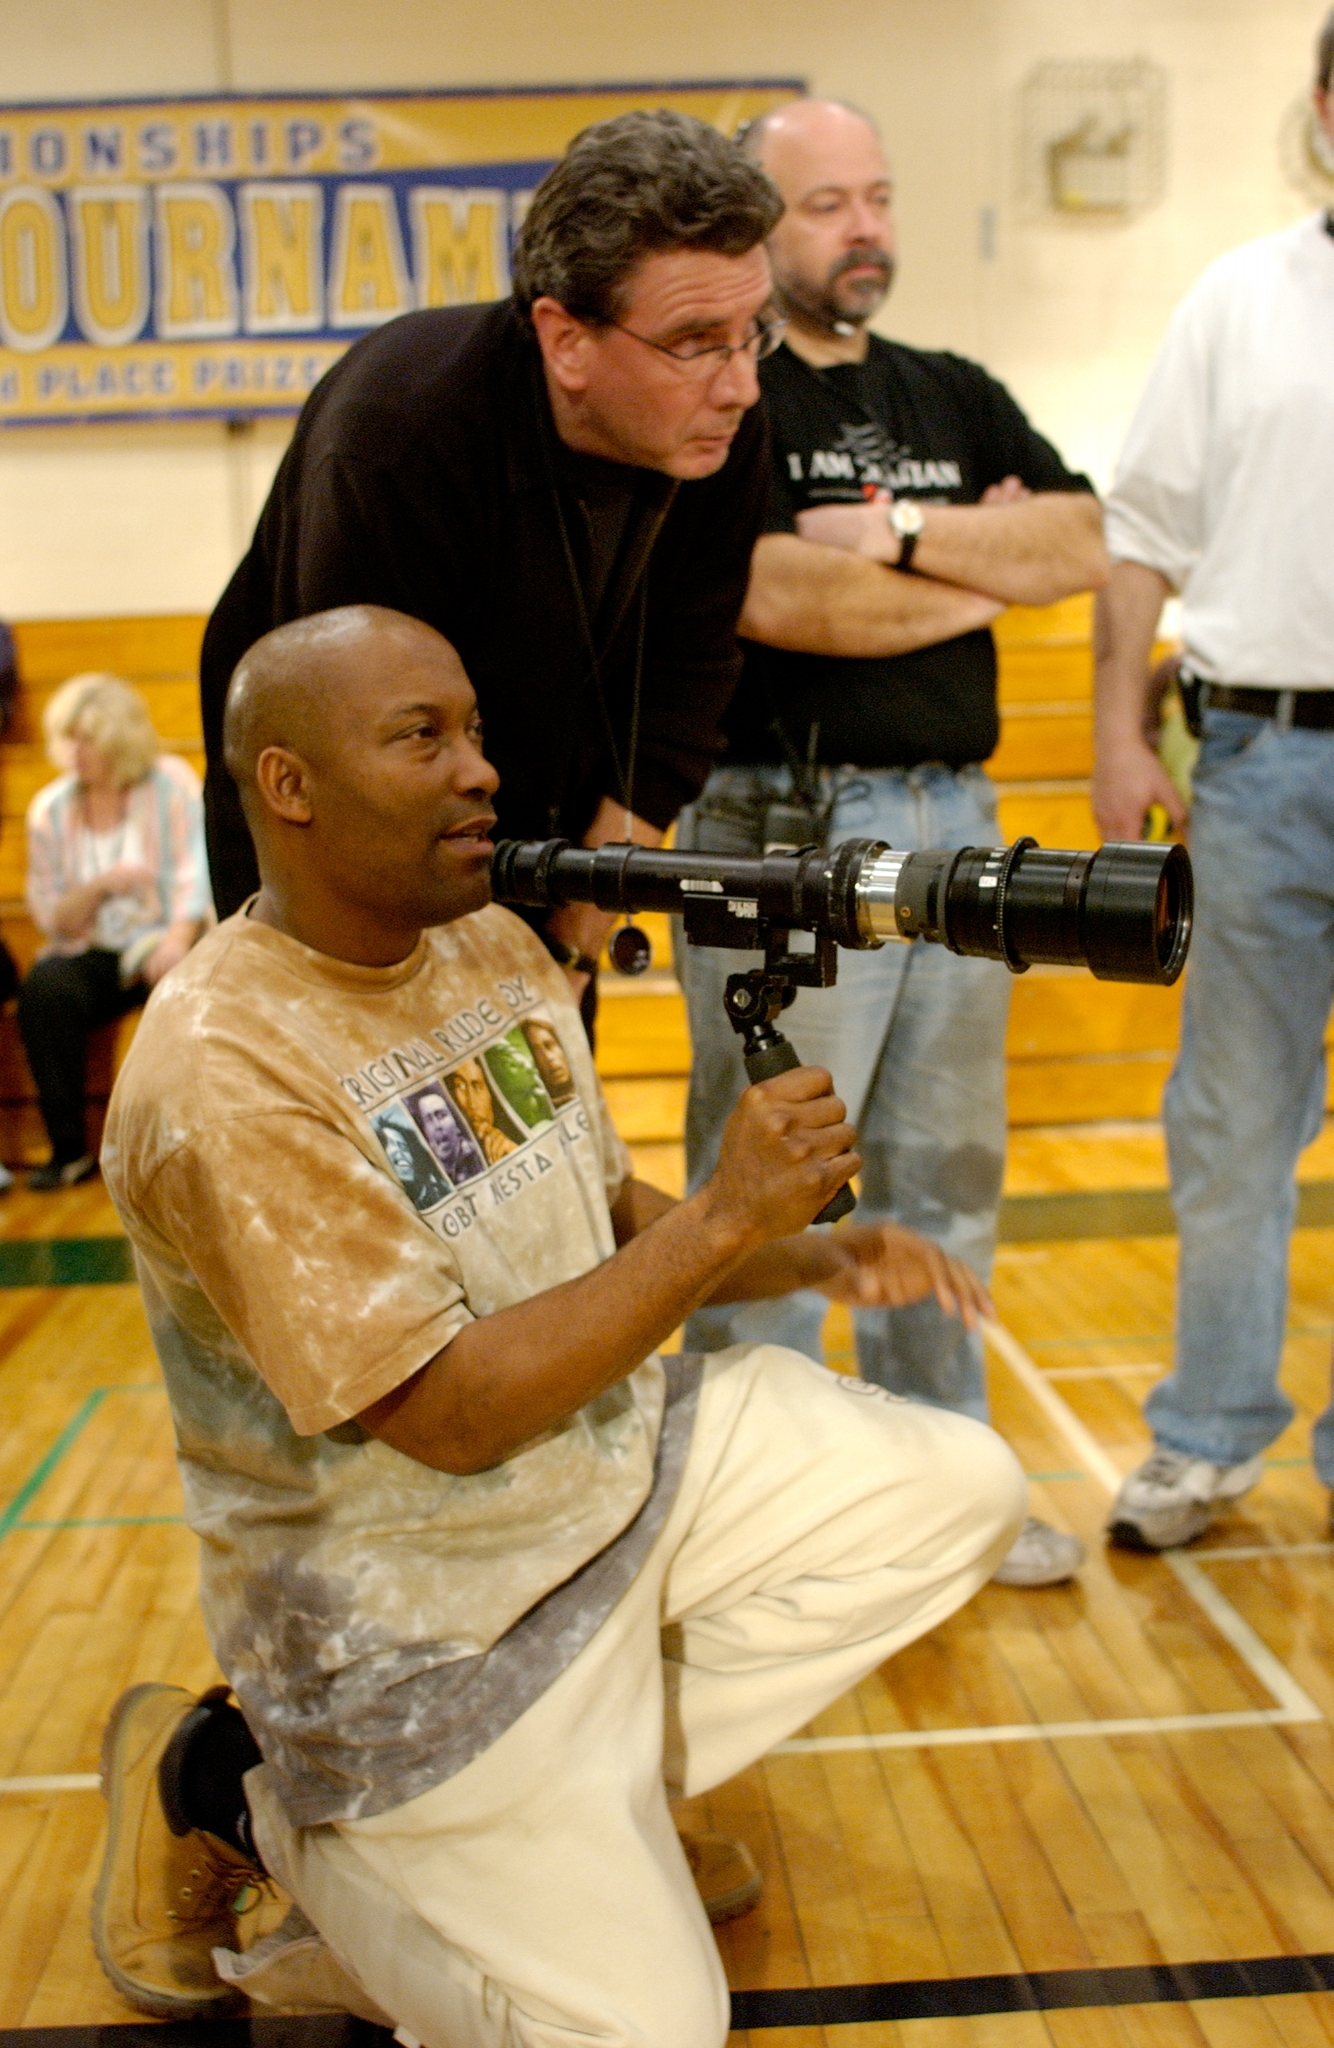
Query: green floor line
0,1236,135,1287
0,1181,1331,1294
998,1179,1334,1243
0,1390,106,1538
0,1384,163,1541
15,1513,186,1529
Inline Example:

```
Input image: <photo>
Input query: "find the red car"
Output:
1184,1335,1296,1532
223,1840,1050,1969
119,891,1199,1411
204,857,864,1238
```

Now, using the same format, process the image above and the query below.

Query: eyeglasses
607,314,788,374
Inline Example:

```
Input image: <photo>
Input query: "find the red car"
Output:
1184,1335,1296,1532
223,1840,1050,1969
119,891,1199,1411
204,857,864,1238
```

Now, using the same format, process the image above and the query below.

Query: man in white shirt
1092,11,1334,1550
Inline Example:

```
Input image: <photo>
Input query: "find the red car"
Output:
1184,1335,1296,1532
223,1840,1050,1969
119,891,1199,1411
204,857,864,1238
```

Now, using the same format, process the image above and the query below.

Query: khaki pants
248,1343,1025,2048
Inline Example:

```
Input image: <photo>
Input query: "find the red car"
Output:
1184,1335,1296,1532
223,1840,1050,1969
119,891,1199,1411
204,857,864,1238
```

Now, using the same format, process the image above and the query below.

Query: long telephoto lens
491,835,1192,987
864,838,1192,983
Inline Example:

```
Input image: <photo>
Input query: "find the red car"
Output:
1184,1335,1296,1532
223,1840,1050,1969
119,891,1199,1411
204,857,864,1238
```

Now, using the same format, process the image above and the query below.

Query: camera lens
1077,840,1192,984
877,838,1192,985
491,834,1193,989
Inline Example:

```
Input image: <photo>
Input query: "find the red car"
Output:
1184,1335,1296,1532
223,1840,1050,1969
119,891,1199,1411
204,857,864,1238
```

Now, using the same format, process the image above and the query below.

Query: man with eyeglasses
200,110,782,1011
676,100,1109,1590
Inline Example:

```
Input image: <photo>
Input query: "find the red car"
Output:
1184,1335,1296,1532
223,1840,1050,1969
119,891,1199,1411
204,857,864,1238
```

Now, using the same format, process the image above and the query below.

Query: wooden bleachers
0,597,1209,1167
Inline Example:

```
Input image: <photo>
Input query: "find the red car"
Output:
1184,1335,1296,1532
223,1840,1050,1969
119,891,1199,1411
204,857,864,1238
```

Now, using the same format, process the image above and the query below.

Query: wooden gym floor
4,1120,1334,2046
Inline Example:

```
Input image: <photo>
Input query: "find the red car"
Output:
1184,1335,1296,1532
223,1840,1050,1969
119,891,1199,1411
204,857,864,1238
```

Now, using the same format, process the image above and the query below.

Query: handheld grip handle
742,1033,857,1227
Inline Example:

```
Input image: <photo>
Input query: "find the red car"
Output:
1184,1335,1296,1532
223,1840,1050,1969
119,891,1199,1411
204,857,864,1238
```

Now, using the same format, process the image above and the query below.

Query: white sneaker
992,1516,1085,1587
1107,1447,1265,1551
0,1162,13,1192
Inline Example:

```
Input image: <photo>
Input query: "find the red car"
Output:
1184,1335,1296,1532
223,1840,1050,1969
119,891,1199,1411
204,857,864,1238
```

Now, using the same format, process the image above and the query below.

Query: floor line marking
1044,1364,1165,1380
1190,1542,1334,1560
1023,1326,1334,1348
986,1318,1323,1725
1165,1552,1322,1720
15,1514,187,1530
731,1948,1334,2026
4,1713,1314,1787
0,1390,107,1540
984,1319,1124,1493
0,1383,166,1542
774,1709,1309,1755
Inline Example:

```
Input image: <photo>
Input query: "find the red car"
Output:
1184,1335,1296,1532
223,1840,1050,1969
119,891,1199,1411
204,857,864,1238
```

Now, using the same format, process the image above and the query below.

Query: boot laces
168,1836,270,1924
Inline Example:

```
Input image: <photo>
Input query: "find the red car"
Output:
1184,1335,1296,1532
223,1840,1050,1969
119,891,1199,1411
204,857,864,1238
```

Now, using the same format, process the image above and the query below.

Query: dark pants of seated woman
18,949,146,1165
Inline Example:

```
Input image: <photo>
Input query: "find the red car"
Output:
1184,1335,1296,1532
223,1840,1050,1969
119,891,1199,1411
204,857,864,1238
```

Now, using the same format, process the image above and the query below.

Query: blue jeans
676,763,1013,1422
1147,707,1334,1482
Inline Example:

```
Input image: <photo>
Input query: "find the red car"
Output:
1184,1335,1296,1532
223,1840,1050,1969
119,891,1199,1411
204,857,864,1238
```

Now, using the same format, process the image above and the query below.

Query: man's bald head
739,99,883,171
739,100,895,339
223,605,457,813
223,604,499,962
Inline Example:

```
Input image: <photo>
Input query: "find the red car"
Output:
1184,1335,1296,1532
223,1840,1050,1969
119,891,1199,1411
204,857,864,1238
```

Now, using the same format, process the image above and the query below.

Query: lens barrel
490,835,1192,987
872,839,1191,984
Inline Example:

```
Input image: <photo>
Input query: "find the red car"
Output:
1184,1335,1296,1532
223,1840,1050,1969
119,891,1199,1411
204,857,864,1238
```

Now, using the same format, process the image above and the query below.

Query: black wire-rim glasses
606,314,788,374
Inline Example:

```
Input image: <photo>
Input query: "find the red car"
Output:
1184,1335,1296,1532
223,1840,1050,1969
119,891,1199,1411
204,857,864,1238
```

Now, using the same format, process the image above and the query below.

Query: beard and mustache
774,244,896,334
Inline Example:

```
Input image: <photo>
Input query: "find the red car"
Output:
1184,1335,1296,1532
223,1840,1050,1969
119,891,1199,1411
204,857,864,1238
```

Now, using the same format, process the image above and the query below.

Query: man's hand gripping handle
742,1033,856,1226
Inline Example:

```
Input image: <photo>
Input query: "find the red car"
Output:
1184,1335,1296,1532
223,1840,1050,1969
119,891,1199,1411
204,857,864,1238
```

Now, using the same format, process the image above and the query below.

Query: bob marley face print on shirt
405,1082,488,1185
521,1016,577,1109
483,1027,555,1131
444,1057,523,1166
370,1101,454,1212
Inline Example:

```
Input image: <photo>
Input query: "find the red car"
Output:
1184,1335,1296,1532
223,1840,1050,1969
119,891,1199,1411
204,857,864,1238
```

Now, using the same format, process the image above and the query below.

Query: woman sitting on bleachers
19,674,210,1190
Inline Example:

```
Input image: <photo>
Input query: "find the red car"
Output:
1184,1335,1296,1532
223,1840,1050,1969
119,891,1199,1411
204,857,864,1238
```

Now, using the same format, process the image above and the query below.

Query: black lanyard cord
546,473,649,828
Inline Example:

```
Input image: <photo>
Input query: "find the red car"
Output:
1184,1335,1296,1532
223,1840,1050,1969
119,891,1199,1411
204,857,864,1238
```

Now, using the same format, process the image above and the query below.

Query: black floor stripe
4,1954,1334,2041
731,1951,1334,2025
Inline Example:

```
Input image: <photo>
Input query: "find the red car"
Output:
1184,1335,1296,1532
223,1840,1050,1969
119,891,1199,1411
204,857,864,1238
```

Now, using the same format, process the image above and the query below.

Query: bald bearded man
92,605,1023,2048
678,101,1107,1590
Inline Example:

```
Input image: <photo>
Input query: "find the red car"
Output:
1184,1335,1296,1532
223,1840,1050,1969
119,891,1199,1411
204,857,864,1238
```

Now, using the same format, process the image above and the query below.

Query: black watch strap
545,937,600,977
896,528,919,575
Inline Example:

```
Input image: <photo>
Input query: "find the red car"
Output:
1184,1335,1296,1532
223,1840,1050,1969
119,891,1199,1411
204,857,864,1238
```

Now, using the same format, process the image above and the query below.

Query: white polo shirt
1103,213,1334,687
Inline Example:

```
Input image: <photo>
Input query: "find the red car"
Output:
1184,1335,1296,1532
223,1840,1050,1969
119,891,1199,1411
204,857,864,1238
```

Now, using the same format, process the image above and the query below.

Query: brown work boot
681,1828,762,1924
92,1683,264,2017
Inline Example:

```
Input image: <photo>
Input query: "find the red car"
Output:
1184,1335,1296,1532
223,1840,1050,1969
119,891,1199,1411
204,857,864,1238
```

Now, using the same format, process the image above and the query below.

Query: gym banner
0,81,799,427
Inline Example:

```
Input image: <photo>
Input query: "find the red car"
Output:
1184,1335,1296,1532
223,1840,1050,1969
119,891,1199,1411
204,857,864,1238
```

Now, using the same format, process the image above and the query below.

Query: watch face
892,500,925,537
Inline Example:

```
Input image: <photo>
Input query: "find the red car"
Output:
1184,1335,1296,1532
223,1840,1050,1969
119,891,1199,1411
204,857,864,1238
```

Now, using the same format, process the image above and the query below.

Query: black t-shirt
724,336,1094,770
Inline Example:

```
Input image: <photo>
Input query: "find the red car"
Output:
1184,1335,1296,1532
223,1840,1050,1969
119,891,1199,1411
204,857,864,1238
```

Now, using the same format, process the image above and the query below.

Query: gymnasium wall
0,0,1321,622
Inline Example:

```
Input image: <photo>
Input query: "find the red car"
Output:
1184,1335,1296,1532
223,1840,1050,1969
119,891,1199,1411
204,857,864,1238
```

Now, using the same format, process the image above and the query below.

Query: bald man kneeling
92,605,1023,2048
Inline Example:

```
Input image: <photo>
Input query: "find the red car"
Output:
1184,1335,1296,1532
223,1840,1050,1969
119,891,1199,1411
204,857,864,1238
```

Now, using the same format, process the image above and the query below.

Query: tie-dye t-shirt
101,903,683,1824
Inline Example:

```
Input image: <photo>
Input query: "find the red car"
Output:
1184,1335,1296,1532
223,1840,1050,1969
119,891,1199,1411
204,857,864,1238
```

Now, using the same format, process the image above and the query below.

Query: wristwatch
887,498,925,572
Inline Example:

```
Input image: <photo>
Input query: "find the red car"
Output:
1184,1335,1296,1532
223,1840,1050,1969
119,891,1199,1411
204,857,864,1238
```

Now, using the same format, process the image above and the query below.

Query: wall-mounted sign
1019,59,1167,223
0,81,799,427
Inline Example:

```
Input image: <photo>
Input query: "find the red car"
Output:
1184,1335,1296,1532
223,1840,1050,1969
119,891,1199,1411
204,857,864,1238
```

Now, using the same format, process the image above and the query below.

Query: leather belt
1205,683,1334,730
